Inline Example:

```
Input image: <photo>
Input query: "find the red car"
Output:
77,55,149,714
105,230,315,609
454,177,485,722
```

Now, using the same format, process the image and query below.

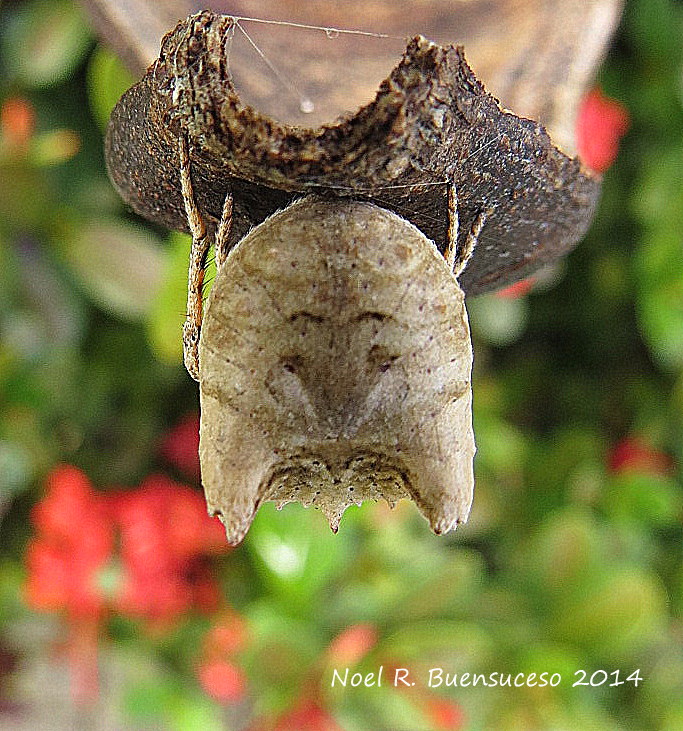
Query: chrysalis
198,197,475,545
105,11,602,544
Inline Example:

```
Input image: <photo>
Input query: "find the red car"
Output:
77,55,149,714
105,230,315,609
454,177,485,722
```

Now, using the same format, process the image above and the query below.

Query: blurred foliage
0,0,682,730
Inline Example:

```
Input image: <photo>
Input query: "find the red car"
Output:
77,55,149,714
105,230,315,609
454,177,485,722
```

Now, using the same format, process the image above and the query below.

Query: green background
0,0,682,729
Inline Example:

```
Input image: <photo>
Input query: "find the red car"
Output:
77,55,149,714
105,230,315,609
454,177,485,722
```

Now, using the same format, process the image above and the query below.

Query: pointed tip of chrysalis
320,504,343,534
220,520,250,547
209,504,257,547
430,517,457,536
423,501,469,536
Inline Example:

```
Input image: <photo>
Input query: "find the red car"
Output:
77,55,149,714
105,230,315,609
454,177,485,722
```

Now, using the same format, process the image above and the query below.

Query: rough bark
81,0,624,154
105,12,603,294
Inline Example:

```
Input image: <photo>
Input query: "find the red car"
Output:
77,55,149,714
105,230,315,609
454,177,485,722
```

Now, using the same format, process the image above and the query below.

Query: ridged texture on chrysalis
199,198,475,544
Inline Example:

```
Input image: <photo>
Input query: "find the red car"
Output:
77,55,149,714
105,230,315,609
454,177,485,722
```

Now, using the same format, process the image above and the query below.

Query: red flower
24,541,77,612
197,611,250,703
495,278,535,299
116,474,224,557
24,466,115,704
608,437,673,476
197,659,247,704
112,475,227,622
327,623,378,666
25,466,113,620
273,700,345,731
1,97,35,148
31,466,109,549
424,697,466,730
25,466,234,702
26,467,228,624
576,88,629,173
204,612,249,657
160,413,201,480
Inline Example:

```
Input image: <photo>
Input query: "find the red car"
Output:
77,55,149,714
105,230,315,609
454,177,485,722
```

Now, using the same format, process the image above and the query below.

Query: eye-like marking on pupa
199,197,475,545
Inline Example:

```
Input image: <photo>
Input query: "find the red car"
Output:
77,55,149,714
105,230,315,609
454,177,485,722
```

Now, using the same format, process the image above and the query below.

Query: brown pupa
105,12,602,544
199,197,475,545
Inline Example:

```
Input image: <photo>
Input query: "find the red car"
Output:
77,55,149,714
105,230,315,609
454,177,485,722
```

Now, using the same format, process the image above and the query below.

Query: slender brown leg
214,190,233,271
444,182,459,272
445,181,492,278
452,208,490,278
179,135,211,381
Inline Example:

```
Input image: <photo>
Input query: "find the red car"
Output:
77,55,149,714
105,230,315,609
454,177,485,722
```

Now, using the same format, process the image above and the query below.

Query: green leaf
147,232,197,365
604,472,681,526
124,679,177,726
473,413,526,477
242,602,323,712
0,440,34,499
336,687,428,731
635,230,683,369
58,218,164,321
625,0,683,64
551,568,668,658
87,46,136,130
168,692,225,731
246,502,351,613
631,145,683,229
525,509,607,602
383,620,492,670
397,550,485,621
516,642,582,681
1,0,92,87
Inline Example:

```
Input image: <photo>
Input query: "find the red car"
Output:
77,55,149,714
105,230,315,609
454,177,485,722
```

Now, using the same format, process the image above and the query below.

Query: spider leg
214,189,234,271
179,134,211,381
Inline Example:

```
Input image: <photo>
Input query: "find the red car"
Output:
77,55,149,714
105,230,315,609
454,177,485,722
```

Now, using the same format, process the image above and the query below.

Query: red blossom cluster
25,465,228,624
196,611,249,704
24,463,232,701
608,437,674,476
268,700,345,731
25,466,114,620
576,87,630,174
160,412,201,480
112,474,227,621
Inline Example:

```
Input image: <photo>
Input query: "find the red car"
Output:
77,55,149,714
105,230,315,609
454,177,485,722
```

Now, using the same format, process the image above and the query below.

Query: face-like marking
199,197,475,545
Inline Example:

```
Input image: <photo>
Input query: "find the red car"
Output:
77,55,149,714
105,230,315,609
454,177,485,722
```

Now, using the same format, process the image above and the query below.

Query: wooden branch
80,0,624,154
105,14,603,294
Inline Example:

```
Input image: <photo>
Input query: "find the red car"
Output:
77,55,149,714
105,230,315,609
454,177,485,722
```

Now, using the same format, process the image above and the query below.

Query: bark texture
82,0,624,154
105,11,602,294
